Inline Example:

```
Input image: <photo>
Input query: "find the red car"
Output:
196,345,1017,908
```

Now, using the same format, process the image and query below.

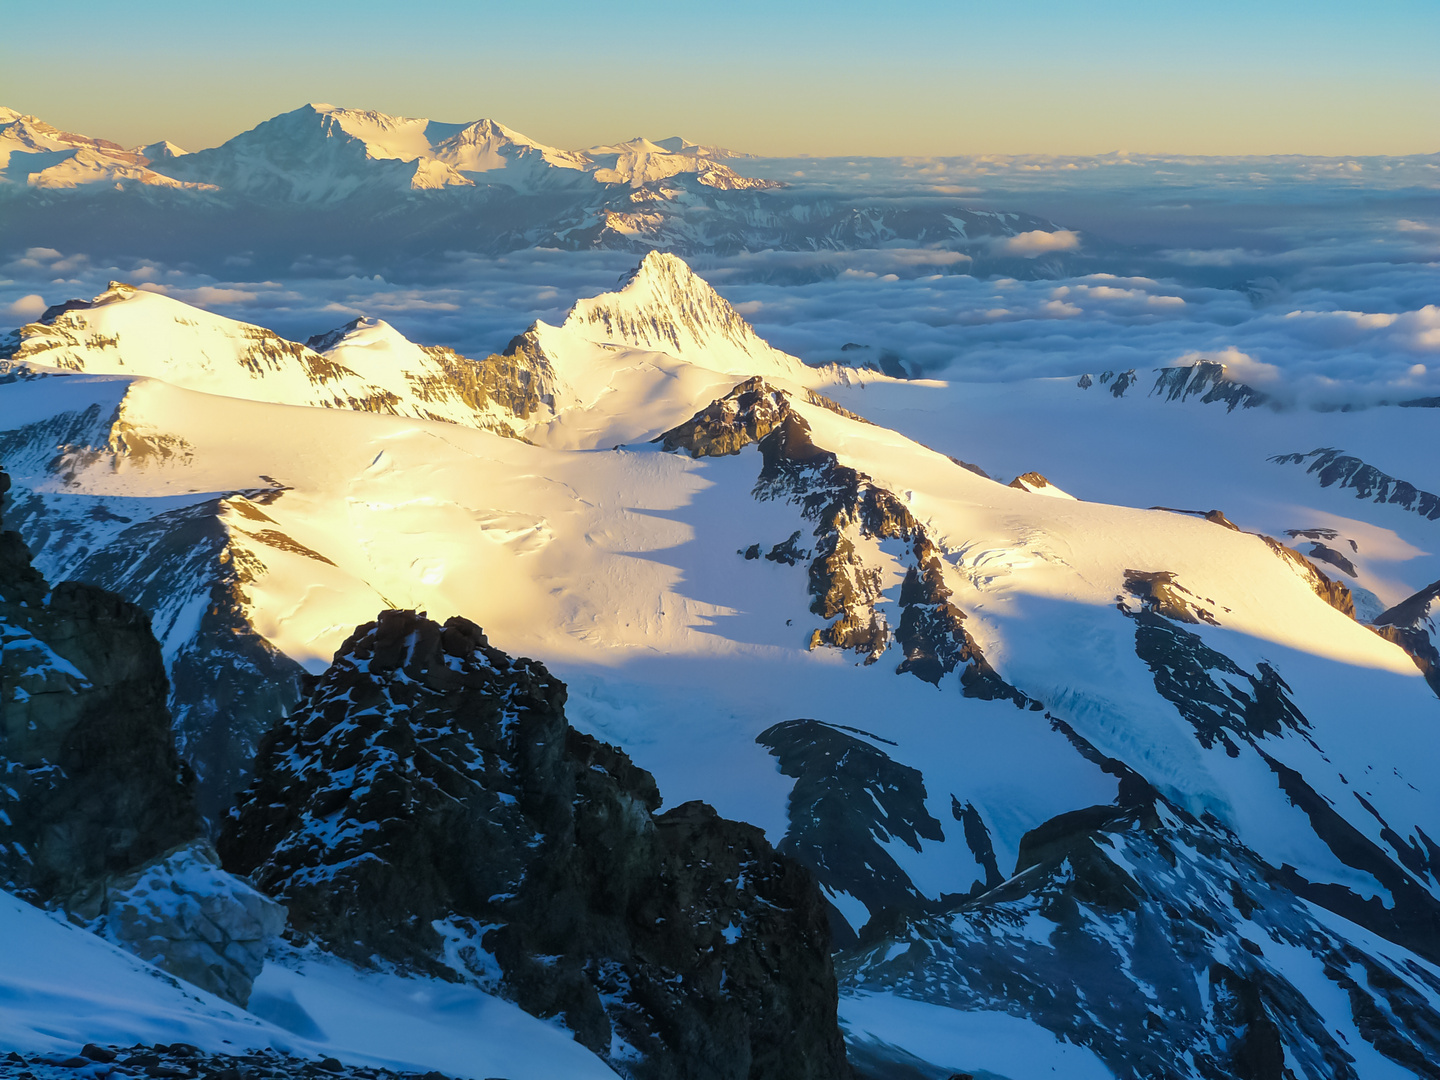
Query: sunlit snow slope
3,254,1439,1079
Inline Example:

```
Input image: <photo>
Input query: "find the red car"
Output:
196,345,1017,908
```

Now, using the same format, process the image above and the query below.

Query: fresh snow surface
0,109,214,191
3,285,518,434
37,103,766,198
2,354,1433,915
0,890,616,1078
3,262,1439,1074
841,992,1117,1079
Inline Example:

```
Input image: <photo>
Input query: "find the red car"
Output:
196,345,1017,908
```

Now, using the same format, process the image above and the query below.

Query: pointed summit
559,251,804,377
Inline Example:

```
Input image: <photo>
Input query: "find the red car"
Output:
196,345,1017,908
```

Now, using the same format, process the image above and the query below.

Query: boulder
70,839,285,1007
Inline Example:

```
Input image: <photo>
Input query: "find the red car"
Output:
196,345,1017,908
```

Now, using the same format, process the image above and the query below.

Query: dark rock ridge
757,720,950,945
1150,361,1268,411
1256,535,1356,618
1,467,284,1007
842,798,1440,1080
658,379,1030,704
219,609,849,1080
1122,589,1440,965
1079,362,1266,410
1007,470,1062,494
1271,447,1440,521
1150,506,1242,531
4,485,309,822
1373,579,1440,697
3,1043,467,1080
0,468,200,899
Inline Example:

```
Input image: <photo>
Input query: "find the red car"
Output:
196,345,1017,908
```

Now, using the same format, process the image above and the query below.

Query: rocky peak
304,315,390,353
1372,579,1440,697
1152,361,1268,411
562,251,783,366
655,375,792,456
220,608,849,1079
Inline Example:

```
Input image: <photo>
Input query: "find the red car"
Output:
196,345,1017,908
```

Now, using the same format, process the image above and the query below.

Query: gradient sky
4,0,1437,156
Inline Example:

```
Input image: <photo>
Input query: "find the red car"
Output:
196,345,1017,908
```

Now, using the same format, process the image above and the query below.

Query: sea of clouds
3,154,1436,408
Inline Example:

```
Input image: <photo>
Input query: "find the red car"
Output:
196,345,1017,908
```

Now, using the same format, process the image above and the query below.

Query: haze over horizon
6,0,1437,157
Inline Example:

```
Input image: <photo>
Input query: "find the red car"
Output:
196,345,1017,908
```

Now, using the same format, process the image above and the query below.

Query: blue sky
4,0,1437,154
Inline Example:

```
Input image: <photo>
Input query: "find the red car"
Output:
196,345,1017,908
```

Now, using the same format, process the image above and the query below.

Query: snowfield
0,891,617,1078
2,252,1438,1078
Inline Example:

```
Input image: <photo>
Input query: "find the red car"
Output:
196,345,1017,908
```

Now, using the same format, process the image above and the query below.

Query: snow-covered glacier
2,249,1438,1078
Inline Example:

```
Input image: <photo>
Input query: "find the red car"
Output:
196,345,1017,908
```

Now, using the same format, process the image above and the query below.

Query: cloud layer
2,154,1436,407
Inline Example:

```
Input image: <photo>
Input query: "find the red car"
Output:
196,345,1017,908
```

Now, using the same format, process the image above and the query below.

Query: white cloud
4,294,47,321
1170,347,1280,386
993,230,1081,257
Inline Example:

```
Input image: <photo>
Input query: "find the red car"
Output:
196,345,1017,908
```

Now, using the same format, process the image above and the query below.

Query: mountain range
0,104,1067,269
2,251,1439,1077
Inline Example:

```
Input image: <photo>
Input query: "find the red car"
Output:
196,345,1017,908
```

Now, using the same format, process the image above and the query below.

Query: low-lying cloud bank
2,155,1436,408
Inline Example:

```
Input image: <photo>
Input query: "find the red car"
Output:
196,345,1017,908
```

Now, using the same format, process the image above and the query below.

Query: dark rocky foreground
0,470,200,900
219,609,849,1080
0,467,283,1006
0,1044,467,1080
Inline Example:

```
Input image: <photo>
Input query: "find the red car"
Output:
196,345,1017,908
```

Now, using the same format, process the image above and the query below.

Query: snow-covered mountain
0,104,1072,267
143,104,777,200
0,107,213,192
3,254,1438,1077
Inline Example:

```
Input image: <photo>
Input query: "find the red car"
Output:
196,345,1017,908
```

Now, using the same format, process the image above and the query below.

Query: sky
3,0,1437,156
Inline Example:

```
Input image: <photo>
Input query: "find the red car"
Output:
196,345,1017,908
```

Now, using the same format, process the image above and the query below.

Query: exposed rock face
1271,447,1440,521
842,801,1440,1080
656,375,791,457
1007,470,1064,495
69,840,285,1007
757,720,950,945
0,469,200,899
219,609,849,1080
1151,362,1268,411
1258,535,1355,618
1124,569,1223,626
1,468,281,1007
5,485,309,822
1373,579,1440,697
659,378,1029,704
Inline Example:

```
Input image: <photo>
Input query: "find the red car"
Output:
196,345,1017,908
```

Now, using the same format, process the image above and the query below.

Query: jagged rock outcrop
0,469,200,899
1271,447,1440,521
1151,361,1268,411
1080,363,1266,411
1,468,282,1006
1373,579,1440,697
4,484,310,821
757,720,950,944
658,379,1029,703
1258,535,1356,618
657,375,791,457
842,799,1440,1080
219,609,849,1080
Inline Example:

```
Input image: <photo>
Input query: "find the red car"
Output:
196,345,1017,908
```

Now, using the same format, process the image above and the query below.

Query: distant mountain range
0,104,1067,268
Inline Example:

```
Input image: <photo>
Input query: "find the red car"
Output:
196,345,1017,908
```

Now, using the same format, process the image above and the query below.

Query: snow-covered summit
558,251,807,376
586,137,777,189
0,283,526,436
0,108,214,192
141,103,772,200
